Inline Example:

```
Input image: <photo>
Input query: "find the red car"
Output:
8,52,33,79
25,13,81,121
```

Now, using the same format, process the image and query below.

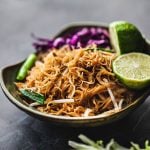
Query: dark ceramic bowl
0,23,150,127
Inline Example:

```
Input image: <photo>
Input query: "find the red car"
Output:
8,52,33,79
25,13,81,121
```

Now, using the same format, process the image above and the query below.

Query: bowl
0,23,150,127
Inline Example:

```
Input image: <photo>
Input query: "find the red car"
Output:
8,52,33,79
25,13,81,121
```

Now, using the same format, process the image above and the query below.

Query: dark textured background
0,0,150,149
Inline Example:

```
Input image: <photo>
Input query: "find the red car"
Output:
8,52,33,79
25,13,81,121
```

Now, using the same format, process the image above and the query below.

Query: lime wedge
113,53,150,89
109,21,147,55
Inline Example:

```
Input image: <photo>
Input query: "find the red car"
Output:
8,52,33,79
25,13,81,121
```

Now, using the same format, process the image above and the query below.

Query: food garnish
19,89,45,104
68,134,150,150
32,27,111,52
109,21,147,55
16,53,37,81
113,53,150,89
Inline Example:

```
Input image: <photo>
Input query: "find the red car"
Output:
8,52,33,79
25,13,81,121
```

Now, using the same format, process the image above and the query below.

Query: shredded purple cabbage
32,27,111,52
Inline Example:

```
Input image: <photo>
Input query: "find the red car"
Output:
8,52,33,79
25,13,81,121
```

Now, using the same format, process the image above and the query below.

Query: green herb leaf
20,89,45,104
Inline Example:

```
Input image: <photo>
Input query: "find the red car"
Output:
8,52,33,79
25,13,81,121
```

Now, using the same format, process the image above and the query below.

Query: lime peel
113,52,150,89
109,21,147,55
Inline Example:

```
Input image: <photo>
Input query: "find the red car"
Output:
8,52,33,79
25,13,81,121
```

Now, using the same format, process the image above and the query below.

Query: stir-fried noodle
16,46,134,117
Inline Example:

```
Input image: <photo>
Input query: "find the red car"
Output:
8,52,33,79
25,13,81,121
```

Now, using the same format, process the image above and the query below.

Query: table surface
0,0,150,149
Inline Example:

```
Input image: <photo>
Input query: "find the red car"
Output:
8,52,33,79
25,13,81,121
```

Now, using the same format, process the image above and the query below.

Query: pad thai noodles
16,45,135,117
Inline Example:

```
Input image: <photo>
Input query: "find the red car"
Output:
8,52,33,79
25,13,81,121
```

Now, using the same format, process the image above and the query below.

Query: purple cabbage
32,27,111,52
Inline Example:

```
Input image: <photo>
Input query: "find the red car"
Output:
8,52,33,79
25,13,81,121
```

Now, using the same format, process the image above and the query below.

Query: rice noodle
82,108,92,117
49,99,74,104
118,99,124,110
103,78,119,110
107,86,119,110
29,102,41,107
16,46,135,117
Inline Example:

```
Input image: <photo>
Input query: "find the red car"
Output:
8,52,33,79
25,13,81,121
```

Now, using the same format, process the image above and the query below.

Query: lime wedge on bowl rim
113,52,150,89
109,21,147,55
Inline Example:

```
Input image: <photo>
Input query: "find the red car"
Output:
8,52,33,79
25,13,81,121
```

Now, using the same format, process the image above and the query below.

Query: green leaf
20,89,45,104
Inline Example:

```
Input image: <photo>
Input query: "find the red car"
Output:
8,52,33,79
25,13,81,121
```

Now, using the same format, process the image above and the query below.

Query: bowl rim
0,22,150,122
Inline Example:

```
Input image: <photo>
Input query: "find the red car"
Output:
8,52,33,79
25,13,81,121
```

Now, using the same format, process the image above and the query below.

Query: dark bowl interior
0,23,150,127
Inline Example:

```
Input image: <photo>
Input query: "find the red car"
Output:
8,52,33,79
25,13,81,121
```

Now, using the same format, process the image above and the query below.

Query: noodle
16,46,135,117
